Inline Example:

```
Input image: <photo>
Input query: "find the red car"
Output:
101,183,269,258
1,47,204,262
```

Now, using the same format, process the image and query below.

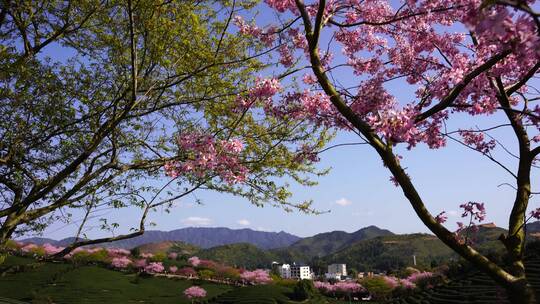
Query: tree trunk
507,279,537,304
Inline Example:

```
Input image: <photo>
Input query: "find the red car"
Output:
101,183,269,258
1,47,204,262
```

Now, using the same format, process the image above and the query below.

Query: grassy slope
386,255,540,304
0,256,231,304
209,284,365,304
0,256,357,304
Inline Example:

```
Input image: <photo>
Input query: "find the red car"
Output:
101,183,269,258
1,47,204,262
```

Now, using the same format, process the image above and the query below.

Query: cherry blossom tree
240,269,272,284
237,0,540,302
183,286,207,303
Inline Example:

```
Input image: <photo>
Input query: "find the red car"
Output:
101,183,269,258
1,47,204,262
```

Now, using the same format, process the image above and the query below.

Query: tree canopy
0,0,330,251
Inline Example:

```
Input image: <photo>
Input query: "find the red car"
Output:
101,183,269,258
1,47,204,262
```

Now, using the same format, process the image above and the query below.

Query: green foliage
198,243,277,269
150,253,166,262
323,234,454,272
0,0,331,243
0,256,231,304
198,269,215,280
272,277,298,289
3,240,20,251
291,279,318,301
71,249,109,264
279,226,393,261
361,277,394,301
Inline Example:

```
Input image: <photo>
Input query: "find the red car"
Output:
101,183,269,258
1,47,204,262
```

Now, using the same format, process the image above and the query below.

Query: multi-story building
290,264,312,280
272,262,313,280
325,263,347,280
328,263,347,276
272,262,291,279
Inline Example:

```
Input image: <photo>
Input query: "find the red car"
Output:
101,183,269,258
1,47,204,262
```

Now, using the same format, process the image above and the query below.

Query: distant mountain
135,241,200,256
278,225,394,260
198,243,278,269
21,227,301,250
321,225,510,273
323,233,453,272
527,220,540,235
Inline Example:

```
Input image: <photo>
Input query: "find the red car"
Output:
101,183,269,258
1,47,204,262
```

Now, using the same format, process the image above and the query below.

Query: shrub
361,276,395,301
292,279,318,301
198,269,214,280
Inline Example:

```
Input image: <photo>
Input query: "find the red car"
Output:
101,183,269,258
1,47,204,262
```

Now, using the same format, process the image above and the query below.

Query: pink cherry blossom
133,259,148,269
460,201,487,222
240,269,272,284
407,271,434,283
531,208,540,220
144,262,165,273
111,256,132,268
107,248,131,257
435,211,448,224
188,256,201,267
169,266,178,273
164,132,248,184
183,286,207,300
42,243,64,255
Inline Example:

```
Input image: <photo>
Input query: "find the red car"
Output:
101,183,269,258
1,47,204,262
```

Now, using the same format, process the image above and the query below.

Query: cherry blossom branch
415,49,512,122
317,142,369,154
328,5,459,27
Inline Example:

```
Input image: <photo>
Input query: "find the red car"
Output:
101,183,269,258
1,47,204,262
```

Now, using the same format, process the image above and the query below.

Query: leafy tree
236,0,540,302
361,277,394,301
292,279,318,301
0,0,329,253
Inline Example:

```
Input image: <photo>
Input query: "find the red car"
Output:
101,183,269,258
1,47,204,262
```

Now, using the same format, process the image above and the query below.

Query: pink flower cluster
188,256,201,267
42,243,64,255
239,269,272,284
460,201,486,222
107,248,131,256
144,262,165,273
407,271,434,284
531,208,540,220
459,130,496,154
382,276,416,290
133,259,148,269
20,243,38,253
233,16,276,47
164,132,248,184
183,286,207,299
435,211,448,224
111,256,132,268
314,281,365,294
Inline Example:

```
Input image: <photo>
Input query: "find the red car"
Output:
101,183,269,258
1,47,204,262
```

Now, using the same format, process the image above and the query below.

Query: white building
291,264,313,280
272,262,313,280
325,263,347,280
272,263,291,279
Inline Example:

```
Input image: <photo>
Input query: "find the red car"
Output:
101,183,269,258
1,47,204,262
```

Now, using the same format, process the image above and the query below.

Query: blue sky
36,1,540,240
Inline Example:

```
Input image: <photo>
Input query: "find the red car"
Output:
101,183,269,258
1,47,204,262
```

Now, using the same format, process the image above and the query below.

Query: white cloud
334,198,352,206
181,217,212,226
237,219,250,226
448,210,459,217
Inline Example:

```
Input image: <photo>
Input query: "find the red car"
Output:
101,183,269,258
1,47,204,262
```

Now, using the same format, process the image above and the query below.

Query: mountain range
21,227,301,250
21,222,540,272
